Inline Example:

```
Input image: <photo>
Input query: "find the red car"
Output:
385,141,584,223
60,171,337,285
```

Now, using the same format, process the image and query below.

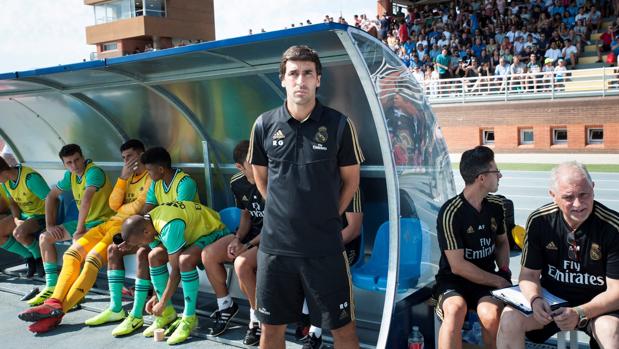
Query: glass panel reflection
350,31,456,293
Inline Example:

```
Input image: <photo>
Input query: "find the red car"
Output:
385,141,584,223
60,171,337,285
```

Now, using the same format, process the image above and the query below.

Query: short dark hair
0,156,10,172
120,139,145,153
279,45,322,80
459,146,495,185
140,147,171,169
58,144,83,160
232,140,250,164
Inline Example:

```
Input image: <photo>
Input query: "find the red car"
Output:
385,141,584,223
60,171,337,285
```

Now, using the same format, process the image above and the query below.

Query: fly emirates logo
547,260,605,286
465,238,495,259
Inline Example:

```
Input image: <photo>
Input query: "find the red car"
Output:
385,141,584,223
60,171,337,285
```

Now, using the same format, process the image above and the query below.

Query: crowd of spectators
361,0,619,95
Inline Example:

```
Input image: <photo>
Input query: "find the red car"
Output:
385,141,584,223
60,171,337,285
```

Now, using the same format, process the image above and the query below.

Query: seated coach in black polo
498,162,619,349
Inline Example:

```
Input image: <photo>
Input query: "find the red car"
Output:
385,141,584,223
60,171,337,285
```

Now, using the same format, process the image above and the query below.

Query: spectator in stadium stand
554,59,568,86
527,54,543,92
412,65,425,84
598,26,616,63
562,39,578,70
379,13,389,40
545,42,563,64
464,58,480,92
514,36,526,56
430,44,442,61
435,48,451,79
410,54,421,69
509,55,526,91
587,5,602,31
403,37,416,56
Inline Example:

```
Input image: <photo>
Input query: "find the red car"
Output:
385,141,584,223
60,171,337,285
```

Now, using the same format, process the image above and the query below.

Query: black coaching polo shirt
436,193,507,278
522,201,619,305
248,100,364,257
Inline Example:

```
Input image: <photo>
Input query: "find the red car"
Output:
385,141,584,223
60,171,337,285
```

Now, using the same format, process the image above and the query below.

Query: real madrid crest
314,126,328,144
490,217,498,232
590,243,601,261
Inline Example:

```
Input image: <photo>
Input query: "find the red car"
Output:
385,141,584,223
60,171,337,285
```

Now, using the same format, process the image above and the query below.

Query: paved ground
0,272,304,349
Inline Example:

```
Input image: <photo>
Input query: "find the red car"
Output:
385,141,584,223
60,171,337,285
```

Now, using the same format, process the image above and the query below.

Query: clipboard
491,285,568,316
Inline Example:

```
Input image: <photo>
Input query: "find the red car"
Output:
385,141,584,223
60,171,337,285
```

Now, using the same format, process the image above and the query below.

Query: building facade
84,0,215,58
433,96,619,152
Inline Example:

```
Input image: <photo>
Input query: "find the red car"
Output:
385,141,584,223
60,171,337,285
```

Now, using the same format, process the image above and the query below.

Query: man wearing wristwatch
498,162,619,348
201,140,264,345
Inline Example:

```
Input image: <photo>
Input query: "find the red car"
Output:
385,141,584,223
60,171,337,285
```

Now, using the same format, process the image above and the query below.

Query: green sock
1,236,32,259
107,269,125,312
130,278,151,319
180,270,199,317
43,262,58,287
25,240,41,259
149,265,171,306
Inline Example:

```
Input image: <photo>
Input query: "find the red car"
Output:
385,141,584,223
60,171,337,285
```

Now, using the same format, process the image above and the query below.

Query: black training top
521,201,619,305
230,172,264,243
248,100,364,257
436,193,507,278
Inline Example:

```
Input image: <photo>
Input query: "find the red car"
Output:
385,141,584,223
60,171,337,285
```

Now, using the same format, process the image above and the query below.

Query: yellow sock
64,254,104,312
51,248,82,301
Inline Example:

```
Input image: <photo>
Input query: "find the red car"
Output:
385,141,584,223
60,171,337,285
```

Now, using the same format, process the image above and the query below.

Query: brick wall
432,96,619,152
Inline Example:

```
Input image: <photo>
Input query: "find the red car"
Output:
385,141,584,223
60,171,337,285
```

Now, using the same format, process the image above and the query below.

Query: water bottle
408,325,424,349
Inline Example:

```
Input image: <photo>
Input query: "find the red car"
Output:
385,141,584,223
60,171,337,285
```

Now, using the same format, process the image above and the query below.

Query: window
94,0,132,24
482,129,495,145
587,127,604,144
552,128,568,145
102,42,118,51
144,0,166,17
519,128,534,145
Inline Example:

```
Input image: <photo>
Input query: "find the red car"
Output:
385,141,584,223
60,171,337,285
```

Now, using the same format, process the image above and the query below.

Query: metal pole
202,141,214,208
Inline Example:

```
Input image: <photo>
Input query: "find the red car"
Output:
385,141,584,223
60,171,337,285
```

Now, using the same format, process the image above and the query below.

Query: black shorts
433,274,505,320
255,250,353,329
526,309,619,343
439,71,451,79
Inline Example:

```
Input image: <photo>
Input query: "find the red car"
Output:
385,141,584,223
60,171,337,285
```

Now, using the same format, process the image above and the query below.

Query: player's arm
8,199,21,220
519,216,553,325
337,118,364,215
495,231,511,271
248,117,268,199
75,186,97,239
339,165,360,216
342,190,363,244
115,177,151,216
176,176,197,201
45,170,71,237
141,181,157,214
444,250,511,288
252,166,268,199
108,177,128,212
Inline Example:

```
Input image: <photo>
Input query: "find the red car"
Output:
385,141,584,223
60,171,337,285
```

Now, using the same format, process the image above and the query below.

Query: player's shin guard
64,254,104,312
1,236,32,259
107,269,125,312
130,278,151,319
149,265,171,306
43,262,58,288
180,270,199,317
51,248,82,301
25,240,42,259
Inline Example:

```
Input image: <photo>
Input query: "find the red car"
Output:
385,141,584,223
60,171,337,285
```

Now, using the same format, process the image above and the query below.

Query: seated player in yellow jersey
18,140,151,333
121,201,229,345
85,146,200,337
0,157,50,278
201,141,264,344
24,144,114,309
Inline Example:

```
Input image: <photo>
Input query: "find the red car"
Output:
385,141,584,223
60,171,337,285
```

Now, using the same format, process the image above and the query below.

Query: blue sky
0,0,375,72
